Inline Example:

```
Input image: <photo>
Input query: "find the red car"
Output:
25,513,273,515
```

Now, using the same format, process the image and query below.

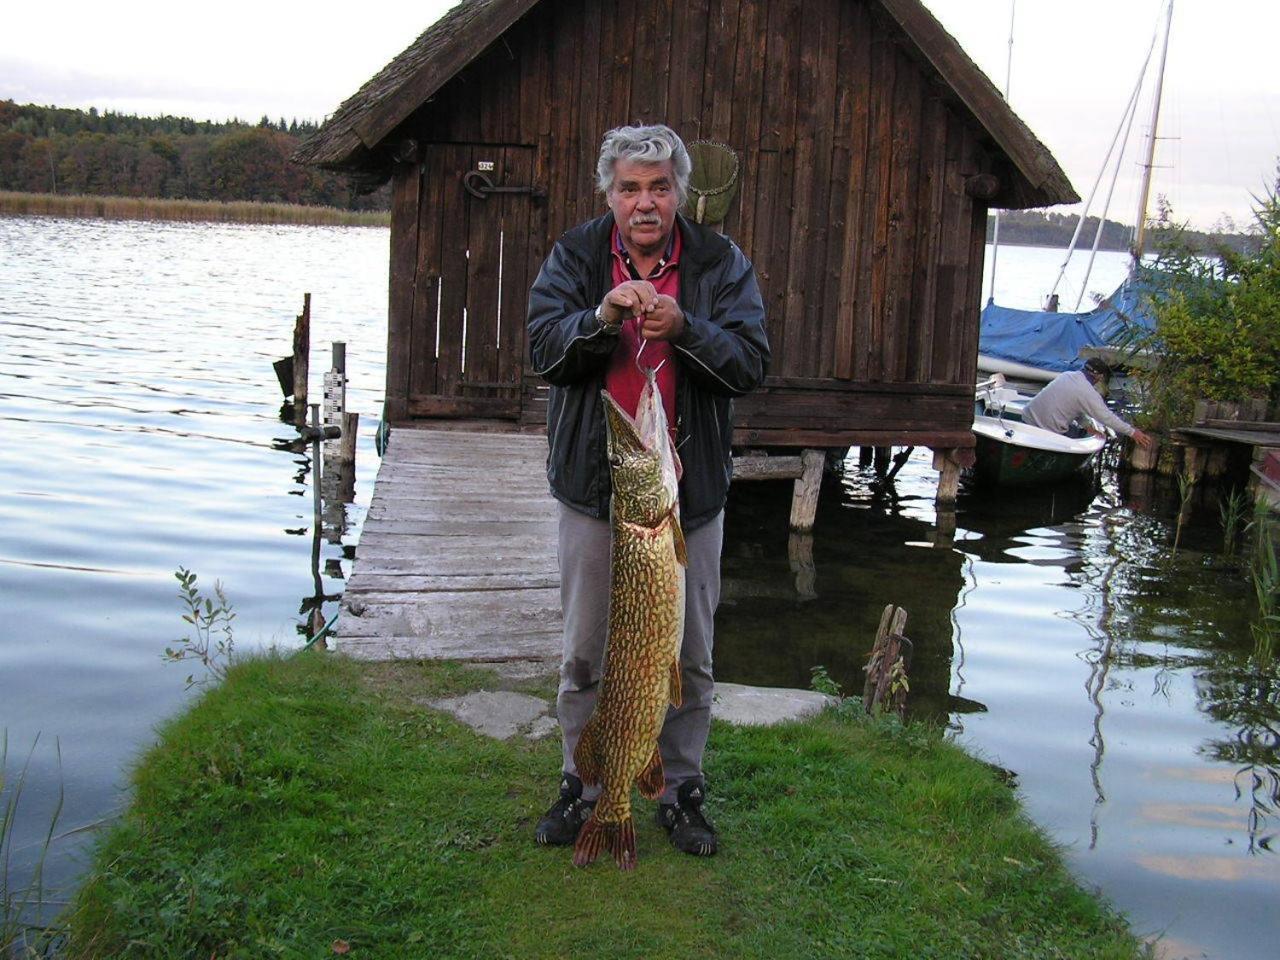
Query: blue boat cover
979,275,1158,373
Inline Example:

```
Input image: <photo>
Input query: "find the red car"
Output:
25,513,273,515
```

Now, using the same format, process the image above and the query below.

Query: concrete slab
712,682,835,726
481,659,559,682
428,690,552,740
425,682,835,743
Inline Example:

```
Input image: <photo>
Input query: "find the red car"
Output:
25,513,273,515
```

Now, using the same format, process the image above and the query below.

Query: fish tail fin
572,815,637,871
636,746,665,800
573,716,604,787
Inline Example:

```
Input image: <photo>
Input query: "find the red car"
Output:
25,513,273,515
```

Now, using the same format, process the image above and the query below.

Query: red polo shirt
604,225,680,432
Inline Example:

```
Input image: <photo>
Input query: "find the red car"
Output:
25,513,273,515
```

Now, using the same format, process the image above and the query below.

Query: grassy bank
0,191,390,227
65,654,1146,959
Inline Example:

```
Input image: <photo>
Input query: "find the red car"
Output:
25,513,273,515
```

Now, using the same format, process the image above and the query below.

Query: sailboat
977,0,1174,384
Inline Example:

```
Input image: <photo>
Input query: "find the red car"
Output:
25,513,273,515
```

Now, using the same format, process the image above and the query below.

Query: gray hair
596,125,691,204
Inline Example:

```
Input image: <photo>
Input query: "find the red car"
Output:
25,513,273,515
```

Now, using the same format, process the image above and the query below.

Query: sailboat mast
1132,0,1174,259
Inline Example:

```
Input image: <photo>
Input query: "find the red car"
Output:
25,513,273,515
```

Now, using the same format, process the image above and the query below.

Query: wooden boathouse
296,0,1077,471
293,0,1078,659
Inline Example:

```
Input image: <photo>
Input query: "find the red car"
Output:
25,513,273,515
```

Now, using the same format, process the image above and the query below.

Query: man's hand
1131,428,1154,449
639,294,685,341
599,280,657,327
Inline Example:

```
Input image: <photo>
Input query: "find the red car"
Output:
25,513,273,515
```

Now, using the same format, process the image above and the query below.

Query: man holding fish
528,124,770,868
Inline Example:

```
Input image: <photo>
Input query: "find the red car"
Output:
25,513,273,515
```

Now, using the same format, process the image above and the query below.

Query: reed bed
0,191,389,227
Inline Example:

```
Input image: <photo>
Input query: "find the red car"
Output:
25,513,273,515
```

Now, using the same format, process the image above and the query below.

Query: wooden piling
293,293,311,426
863,604,912,716
789,449,826,532
933,448,963,507
873,446,892,477
340,412,359,464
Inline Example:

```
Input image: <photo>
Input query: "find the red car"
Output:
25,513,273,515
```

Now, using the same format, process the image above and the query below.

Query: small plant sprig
810,664,843,701
1247,506,1280,666
1220,488,1249,559
1173,469,1195,553
2,733,65,957
164,568,236,688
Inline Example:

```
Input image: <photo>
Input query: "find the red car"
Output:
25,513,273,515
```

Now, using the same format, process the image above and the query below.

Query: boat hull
970,415,1104,486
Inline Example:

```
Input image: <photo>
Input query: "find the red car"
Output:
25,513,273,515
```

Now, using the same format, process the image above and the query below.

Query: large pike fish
572,369,687,870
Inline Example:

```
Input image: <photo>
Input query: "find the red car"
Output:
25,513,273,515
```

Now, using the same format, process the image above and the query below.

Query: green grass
66,654,1146,959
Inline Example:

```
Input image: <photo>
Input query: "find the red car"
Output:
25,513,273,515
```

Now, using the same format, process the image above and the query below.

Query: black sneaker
535,773,595,846
657,778,717,856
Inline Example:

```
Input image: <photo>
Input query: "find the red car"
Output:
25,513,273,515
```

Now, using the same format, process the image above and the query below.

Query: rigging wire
1075,80,1146,310
1047,0,1166,305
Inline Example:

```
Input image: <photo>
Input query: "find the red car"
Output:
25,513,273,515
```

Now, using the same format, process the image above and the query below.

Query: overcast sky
3,0,1276,229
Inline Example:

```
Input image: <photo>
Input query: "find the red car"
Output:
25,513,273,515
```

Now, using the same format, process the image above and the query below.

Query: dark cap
1082,357,1112,381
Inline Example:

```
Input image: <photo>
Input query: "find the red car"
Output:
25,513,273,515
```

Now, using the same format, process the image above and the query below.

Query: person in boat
1022,357,1153,448
527,124,770,857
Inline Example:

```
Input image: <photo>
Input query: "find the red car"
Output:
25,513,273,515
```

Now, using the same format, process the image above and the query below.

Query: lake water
1,216,1276,959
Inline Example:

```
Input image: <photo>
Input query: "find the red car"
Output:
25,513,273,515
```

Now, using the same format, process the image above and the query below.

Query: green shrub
1133,175,1280,428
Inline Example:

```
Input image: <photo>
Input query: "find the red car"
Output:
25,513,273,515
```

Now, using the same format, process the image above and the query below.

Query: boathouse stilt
789,449,826,533
932,447,974,508
874,447,892,477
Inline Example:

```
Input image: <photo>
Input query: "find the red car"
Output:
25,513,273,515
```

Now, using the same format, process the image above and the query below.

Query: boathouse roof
293,0,1078,209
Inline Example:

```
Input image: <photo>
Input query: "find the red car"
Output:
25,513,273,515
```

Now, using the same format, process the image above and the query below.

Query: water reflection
4,215,1275,959
718,468,969,720
715,456,1280,959
0,215,388,905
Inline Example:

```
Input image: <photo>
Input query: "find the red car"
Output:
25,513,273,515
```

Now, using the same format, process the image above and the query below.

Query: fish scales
572,370,686,871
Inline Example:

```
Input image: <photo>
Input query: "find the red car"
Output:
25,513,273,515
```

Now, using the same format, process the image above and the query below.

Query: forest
987,207,1253,255
0,101,388,210
0,100,1258,246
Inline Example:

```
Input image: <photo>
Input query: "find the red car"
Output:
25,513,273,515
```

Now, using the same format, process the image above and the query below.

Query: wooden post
789,449,825,532
733,454,805,481
1183,445,1206,485
858,446,873,467
873,446,891,477
292,293,311,426
1127,432,1162,473
933,448,962,507
863,604,912,716
339,412,359,465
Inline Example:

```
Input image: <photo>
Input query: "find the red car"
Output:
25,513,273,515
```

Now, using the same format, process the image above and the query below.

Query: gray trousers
556,502,723,804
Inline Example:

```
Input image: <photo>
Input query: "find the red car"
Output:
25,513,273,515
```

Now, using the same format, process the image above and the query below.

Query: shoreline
0,190,389,227
58,653,1148,959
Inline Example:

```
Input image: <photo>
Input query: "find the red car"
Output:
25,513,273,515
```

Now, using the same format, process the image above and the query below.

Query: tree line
0,101,387,210
988,207,1254,255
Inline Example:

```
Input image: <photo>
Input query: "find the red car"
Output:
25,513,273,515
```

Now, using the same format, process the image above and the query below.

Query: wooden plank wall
394,0,993,439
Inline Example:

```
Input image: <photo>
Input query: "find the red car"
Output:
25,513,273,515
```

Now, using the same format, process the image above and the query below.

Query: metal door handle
463,170,546,202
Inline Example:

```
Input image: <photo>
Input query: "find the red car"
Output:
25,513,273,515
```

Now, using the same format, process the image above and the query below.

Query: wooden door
408,144,541,419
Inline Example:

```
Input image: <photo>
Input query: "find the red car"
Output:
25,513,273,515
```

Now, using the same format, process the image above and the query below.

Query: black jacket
528,213,770,531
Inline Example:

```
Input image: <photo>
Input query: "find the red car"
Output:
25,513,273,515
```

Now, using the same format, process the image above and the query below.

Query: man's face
606,159,679,257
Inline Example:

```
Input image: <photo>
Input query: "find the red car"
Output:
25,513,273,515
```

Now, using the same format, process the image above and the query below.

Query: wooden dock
335,426,563,662
1169,400,1280,509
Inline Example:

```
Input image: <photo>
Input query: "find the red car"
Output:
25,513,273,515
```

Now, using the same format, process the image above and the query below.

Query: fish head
602,375,679,526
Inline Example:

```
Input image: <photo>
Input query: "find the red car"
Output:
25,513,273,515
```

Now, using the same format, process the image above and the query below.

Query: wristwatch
596,303,617,331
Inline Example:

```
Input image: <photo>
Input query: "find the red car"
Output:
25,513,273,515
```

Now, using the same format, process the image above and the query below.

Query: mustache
629,213,662,227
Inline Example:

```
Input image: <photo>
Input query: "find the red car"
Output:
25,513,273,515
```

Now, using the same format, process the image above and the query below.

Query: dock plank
336,426,563,661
